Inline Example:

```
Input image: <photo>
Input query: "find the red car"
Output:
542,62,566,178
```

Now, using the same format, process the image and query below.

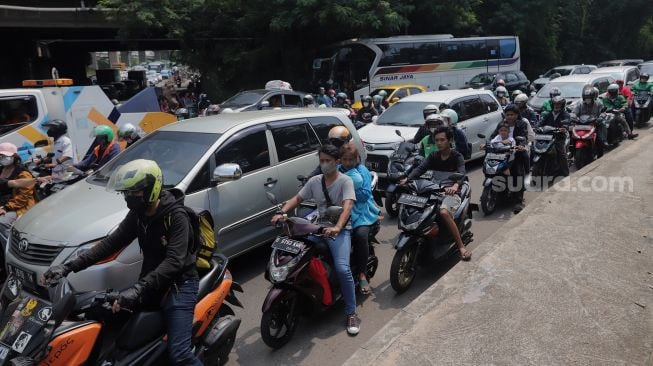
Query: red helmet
615,79,624,86
327,89,336,96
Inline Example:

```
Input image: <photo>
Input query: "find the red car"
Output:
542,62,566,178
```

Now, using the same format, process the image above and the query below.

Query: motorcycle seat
116,311,165,351
198,258,225,300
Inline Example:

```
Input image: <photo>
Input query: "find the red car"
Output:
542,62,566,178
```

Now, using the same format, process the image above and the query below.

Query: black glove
107,283,144,310
42,263,72,284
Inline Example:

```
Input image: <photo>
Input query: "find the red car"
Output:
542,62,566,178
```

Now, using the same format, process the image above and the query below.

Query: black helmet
641,73,650,80
549,87,561,99
504,103,520,114
43,119,67,138
438,84,450,90
362,95,372,102
607,83,619,95
551,95,566,106
581,85,597,99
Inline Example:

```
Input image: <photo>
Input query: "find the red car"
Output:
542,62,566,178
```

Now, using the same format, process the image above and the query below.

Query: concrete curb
344,129,653,366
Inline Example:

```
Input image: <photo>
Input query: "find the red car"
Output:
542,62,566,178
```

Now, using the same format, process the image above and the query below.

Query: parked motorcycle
477,135,522,215
389,171,476,293
385,130,421,217
0,253,242,365
633,90,651,127
570,115,599,170
261,193,379,349
531,126,570,180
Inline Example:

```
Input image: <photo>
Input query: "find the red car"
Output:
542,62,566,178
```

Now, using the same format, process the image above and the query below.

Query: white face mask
0,156,13,167
363,102,369,108
320,162,337,175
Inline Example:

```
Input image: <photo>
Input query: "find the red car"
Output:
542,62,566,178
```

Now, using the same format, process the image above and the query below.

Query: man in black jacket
540,96,570,176
43,159,201,366
491,104,529,213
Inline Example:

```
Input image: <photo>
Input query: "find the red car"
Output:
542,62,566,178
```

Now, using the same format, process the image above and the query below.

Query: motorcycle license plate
535,134,553,141
390,152,407,160
486,153,507,161
398,194,428,208
6,265,36,289
272,237,303,254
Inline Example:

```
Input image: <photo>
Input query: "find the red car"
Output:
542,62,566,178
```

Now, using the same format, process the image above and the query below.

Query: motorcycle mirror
515,136,527,143
48,279,77,327
326,206,344,218
34,139,49,148
395,129,402,137
477,133,486,139
266,191,278,205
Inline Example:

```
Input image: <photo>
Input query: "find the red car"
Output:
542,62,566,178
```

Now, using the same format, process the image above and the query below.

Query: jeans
162,278,202,366
351,226,370,277
625,108,634,130
311,230,356,315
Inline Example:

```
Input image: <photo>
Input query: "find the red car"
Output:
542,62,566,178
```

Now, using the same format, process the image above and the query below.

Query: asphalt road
222,157,551,366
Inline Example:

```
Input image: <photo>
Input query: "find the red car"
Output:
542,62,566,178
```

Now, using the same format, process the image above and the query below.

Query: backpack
164,206,216,270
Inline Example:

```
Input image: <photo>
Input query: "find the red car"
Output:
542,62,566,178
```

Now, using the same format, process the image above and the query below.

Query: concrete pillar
120,51,129,66
138,51,146,64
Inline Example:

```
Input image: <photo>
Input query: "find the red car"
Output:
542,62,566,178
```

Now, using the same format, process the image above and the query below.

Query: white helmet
514,93,529,104
118,123,139,140
424,113,447,127
423,104,440,119
495,86,508,97
318,104,327,109
221,108,235,113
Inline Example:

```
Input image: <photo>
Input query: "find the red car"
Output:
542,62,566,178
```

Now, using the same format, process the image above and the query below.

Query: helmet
318,104,327,108
107,159,162,204
438,84,450,90
549,87,561,99
118,123,139,140
327,125,352,147
496,79,506,86
43,119,68,138
424,114,446,127
511,89,523,99
206,104,220,115
615,79,624,86
640,73,649,80
303,94,314,105
504,103,520,114
221,108,234,113
607,83,619,95
551,95,566,106
336,92,347,100
92,125,114,143
495,86,508,97
582,85,597,99
440,109,459,126
373,95,383,104
423,104,439,119
327,89,336,96
378,90,388,98
362,95,372,102
514,93,529,104
175,108,190,120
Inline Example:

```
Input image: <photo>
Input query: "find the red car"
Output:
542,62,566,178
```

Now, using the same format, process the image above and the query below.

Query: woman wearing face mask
338,143,380,295
0,143,36,241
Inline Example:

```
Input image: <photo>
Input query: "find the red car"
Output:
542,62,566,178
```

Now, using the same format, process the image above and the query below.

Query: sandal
459,249,472,261
359,279,371,295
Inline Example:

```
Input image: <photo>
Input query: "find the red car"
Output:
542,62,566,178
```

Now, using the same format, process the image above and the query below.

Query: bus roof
341,35,518,46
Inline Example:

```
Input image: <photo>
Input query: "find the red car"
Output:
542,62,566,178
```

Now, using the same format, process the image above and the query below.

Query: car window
506,73,519,82
215,129,270,175
271,123,320,162
480,94,500,112
393,88,408,100
462,97,485,119
307,116,345,143
0,95,38,137
408,87,423,95
579,67,591,74
449,99,467,122
187,161,210,194
627,69,640,83
283,94,302,107
517,71,528,80
595,79,610,93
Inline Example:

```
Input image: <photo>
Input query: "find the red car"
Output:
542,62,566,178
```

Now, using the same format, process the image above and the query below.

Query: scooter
477,135,521,216
0,253,242,366
389,171,476,293
531,126,569,180
602,110,625,147
260,193,379,349
570,115,599,170
633,90,651,127
385,130,421,217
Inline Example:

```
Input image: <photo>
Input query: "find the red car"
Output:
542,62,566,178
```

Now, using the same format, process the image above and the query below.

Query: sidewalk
345,130,653,366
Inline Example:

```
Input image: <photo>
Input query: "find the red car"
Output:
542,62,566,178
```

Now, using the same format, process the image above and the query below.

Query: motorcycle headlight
269,265,289,283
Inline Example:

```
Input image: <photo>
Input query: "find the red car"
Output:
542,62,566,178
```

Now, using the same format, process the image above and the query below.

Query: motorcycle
633,90,651,127
0,253,241,366
477,135,523,216
601,110,625,147
261,193,379,349
570,115,599,170
530,126,570,180
385,130,422,217
389,171,476,293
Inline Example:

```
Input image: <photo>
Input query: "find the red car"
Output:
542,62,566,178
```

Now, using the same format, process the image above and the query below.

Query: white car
590,66,640,86
358,89,503,182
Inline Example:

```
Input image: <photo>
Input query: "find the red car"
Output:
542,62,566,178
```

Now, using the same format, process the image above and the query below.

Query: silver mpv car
5,109,365,294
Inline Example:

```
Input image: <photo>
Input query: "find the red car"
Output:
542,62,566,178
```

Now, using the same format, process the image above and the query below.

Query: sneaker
346,314,361,335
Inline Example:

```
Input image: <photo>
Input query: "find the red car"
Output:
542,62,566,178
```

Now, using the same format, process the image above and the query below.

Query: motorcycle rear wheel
390,245,418,293
260,292,299,349
480,185,497,216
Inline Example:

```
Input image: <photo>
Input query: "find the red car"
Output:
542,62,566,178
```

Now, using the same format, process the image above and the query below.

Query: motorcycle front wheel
390,245,418,293
385,193,399,217
260,291,299,349
574,149,590,170
480,185,497,215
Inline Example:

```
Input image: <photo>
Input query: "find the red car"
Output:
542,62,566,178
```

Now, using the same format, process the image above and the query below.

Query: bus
312,34,521,102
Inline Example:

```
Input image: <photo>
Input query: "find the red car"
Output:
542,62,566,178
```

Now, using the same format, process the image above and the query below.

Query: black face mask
124,195,147,213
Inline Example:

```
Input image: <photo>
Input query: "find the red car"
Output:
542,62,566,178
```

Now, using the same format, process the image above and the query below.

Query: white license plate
271,237,304,254
535,134,553,141
486,153,507,160
398,194,428,208
6,265,36,289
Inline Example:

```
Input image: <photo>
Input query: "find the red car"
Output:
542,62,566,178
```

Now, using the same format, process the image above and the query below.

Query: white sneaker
346,314,361,335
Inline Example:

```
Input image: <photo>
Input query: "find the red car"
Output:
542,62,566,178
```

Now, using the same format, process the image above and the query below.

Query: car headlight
66,239,103,263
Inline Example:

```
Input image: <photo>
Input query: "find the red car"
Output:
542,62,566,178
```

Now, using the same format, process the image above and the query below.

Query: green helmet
107,159,163,203
440,109,459,126
93,125,115,143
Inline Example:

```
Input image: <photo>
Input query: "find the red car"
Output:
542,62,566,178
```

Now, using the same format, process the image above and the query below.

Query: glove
42,263,72,284
107,283,144,310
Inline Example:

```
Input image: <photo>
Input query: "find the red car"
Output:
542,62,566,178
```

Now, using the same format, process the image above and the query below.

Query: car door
478,93,504,158
268,119,321,202
209,125,281,257
450,96,486,158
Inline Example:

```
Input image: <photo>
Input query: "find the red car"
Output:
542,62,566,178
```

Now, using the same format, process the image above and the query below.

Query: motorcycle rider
400,127,472,261
572,85,606,158
511,89,523,102
540,87,562,119
0,143,36,241
40,119,74,174
303,94,315,108
308,126,355,177
75,125,121,171
412,104,441,143
356,95,378,123
334,92,350,109
490,104,529,213
378,90,390,109
540,96,571,176
440,108,470,160
316,87,332,107
495,86,510,107
372,95,385,114
418,114,447,157
602,83,638,139
43,159,202,365
615,79,634,129
327,89,337,104
514,93,538,127
118,123,142,148
339,143,380,295
630,73,653,123
271,145,361,335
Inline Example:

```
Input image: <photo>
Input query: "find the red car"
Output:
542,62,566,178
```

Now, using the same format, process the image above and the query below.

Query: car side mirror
395,129,402,137
213,163,242,183
260,101,270,109
34,139,49,148
464,81,469,85
391,97,400,103
372,115,378,123
312,58,322,70
1,274,21,302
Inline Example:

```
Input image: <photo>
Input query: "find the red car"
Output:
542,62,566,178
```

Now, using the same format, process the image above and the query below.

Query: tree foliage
98,0,653,99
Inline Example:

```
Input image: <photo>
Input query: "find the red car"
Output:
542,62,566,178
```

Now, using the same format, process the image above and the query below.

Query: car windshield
468,73,495,85
544,68,572,77
592,71,621,80
221,91,267,107
639,64,653,74
536,82,587,98
91,131,219,187
376,101,441,126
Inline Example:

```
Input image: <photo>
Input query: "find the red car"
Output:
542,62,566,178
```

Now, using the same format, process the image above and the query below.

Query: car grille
365,155,389,173
9,229,63,266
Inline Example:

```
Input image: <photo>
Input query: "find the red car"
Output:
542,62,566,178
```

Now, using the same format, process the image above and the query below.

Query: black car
465,71,530,93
